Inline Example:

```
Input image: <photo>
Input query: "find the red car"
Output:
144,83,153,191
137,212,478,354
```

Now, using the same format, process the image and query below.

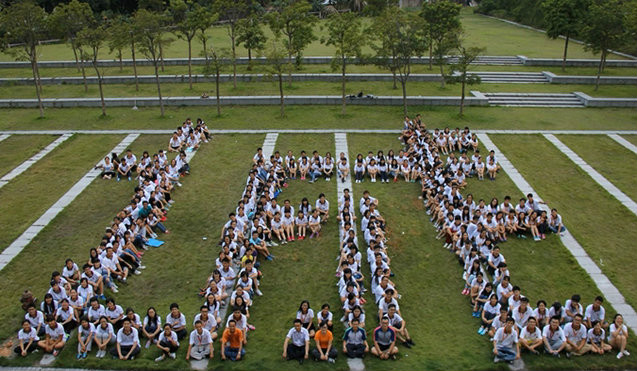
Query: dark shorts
378,343,390,351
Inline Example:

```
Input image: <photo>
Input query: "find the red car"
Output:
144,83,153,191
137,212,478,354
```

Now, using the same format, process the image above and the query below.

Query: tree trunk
80,50,88,93
428,42,433,70
188,39,193,90
392,69,397,89
459,73,466,116
562,33,569,72
71,41,81,72
439,61,446,88
247,48,252,71
93,63,106,116
278,72,285,118
215,68,221,116
159,41,165,72
401,78,407,116
202,37,208,62
154,62,164,116
287,49,293,87
601,51,607,72
131,38,139,91
595,51,604,91
231,26,237,89
31,56,44,118
341,57,347,115
118,50,123,72
35,59,43,94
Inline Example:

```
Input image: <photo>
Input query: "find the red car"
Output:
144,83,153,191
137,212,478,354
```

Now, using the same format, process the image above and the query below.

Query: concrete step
489,100,584,106
484,93,576,97
495,104,584,108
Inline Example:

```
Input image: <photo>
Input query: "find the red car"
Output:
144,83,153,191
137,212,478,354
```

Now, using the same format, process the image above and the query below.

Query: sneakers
145,340,151,349
328,357,335,363
623,350,630,356
617,352,624,359
270,241,279,247
403,341,412,349
111,286,119,293
82,351,88,359
534,236,541,241
169,352,176,359
134,270,142,275
155,355,165,362
256,289,263,296
247,324,256,331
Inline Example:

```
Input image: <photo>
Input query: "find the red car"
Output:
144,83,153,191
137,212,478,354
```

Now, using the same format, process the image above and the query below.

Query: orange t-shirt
222,328,244,348
314,330,333,349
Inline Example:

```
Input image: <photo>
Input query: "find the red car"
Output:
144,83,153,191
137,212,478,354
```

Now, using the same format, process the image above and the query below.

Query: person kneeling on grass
343,318,368,358
493,317,519,364
38,315,66,357
312,321,338,363
155,323,179,361
221,319,245,361
15,320,39,357
371,317,399,360
187,320,214,361
111,318,140,360
283,319,310,364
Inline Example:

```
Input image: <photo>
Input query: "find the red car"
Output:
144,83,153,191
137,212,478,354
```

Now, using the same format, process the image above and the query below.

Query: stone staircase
468,72,549,83
448,56,523,65
484,92,585,107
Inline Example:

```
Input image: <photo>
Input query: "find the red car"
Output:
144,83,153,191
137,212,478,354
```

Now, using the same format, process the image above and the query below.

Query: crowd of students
14,118,214,361
395,116,631,363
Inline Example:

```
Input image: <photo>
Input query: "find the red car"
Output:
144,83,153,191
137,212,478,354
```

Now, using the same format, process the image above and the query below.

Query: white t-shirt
105,305,124,321
158,330,179,346
493,327,518,348
189,329,213,346
95,323,114,338
24,311,44,328
608,323,628,341
584,304,605,323
116,328,139,346
520,326,541,341
18,328,39,342
542,325,566,342
296,309,314,324
564,322,587,343
78,323,96,339
45,323,66,339
166,313,186,329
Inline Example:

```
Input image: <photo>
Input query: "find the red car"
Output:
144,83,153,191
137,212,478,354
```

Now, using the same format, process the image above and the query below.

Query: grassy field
492,134,637,309
0,134,124,253
623,135,637,147
0,106,637,132
347,134,637,370
557,135,637,203
0,8,622,63
1,80,635,100
0,135,59,177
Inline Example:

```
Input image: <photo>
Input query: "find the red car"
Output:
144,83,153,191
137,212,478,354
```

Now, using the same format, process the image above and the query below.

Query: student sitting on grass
283,319,310,364
187,320,214,361
15,320,39,357
312,321,338,363
76,317,95,359
38,315,66,357
94,316,115,358
519,317,543,355
371,317,399,360
155,323,179,361
111,318,140,360
221,319,244,361
609,314,630,359
343,318,368,359
165,303,187,340
543,316,566,358
492,317,519,364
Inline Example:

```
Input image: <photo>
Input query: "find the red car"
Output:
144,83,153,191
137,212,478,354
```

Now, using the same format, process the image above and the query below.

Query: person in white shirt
308,209,322,239
316,194,330,223
24,304,45,337
38,315,66,356
165,303,187,340
512,297,533,329
187,320,214,361
492,317,519,364
76,317,95,359
519,317,542,354
587,320,612,355
155,323,179,361
94,316,115,358
282,319,310,364
111,318,140,360
543,316,566,357
14,320,39,357
564,314,591,356
564,294,583,323
584,296,607,330
609,314,630,359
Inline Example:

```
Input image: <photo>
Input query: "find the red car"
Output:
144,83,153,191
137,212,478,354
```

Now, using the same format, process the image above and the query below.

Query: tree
322,12,367,115
445,44,484,116
214,0,250,88
194,5,217,63
202,47,229,116
420,0,461,76
542,0,590,71
0,2,48,118
267,0,317,85
582,0,627,90
370,7,425,116
48,0,94,73
78,23,108,116
170,0,201,89
265,40,293,118
135,9,173,116
624,0,637,76
236,12,267,70
107,15,130,72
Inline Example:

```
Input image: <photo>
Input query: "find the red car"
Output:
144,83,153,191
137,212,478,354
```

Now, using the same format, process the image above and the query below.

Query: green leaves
322,12,366,72
267,0,317,63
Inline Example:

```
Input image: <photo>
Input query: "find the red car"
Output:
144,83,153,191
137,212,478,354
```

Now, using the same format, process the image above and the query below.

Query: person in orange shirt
221,320,244,361
311,321,338,363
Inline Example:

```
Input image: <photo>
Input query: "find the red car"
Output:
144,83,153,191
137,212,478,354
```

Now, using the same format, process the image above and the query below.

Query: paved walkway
0,134,139,272
608,134,637,156
0,134,9,143
544,134,637,218
2,129,637,136
478,133,637,333
0,134,72,189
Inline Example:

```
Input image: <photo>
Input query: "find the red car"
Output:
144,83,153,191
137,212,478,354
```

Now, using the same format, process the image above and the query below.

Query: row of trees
1,0,483,119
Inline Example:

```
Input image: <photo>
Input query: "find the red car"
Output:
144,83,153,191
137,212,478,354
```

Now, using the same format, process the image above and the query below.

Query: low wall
543,72,637,85
573,92,637,108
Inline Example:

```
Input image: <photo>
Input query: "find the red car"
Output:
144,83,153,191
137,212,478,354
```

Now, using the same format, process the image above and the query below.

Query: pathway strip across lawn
478,133,637,333
0,134,8,142
2,129,637,136
543,134,637,218
0,134,72,189
608,134,637,155
0,134,139,272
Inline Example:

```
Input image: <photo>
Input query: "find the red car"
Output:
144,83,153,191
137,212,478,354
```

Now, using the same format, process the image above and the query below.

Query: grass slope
0,134,60,177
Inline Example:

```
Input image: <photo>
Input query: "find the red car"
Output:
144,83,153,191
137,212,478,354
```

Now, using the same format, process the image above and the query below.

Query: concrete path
608,134,637,156
544,134,637,218
0,134,9,143
0,134,139,272
2,129,637,136
478,133,637,333
0,134,72,189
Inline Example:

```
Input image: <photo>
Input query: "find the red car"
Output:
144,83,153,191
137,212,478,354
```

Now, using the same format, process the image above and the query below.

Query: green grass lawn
492,134,637,310
348,134,637,370
0,134,124,253
0,8,622,63
622,135,637,147
1,63,636,79
1,106,637,132
0,134,59,177
0,80,635,100
557,135,637,203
